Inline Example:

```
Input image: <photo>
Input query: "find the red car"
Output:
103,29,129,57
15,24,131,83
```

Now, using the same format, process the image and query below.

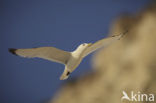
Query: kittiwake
9,31,127,80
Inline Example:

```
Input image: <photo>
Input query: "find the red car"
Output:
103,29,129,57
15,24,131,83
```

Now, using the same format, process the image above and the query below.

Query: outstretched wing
9,47,71,65
83,31,127,57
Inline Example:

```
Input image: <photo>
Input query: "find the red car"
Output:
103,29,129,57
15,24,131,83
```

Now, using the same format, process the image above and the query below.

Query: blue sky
1,0,152,103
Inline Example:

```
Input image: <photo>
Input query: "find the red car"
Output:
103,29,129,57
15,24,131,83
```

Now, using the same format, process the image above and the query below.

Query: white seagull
9,31,127,80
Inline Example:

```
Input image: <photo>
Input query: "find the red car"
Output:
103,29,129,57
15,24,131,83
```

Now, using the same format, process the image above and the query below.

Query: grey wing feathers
83,32,126,57
9,47,71,65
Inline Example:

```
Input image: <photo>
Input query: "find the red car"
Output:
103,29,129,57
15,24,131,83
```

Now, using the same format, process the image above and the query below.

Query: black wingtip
8,48,17,56
122,30,129,36
66,71,71,76
119,30,129,39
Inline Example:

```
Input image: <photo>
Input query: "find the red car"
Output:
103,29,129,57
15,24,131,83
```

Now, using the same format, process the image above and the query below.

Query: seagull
9,31,127,80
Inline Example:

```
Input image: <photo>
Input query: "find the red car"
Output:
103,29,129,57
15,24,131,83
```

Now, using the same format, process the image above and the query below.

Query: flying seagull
9,31,127,80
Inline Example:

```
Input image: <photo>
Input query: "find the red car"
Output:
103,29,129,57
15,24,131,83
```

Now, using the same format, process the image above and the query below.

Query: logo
121,91,154,102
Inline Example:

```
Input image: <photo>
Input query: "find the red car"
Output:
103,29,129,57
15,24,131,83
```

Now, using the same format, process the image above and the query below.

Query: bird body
60,43,91,80
9,31,127,80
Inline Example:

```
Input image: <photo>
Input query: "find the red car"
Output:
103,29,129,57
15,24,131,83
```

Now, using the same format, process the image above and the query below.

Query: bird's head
72,43,92,56
77,43,92,51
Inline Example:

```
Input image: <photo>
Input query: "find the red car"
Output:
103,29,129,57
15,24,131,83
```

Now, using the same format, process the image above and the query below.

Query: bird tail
60,68,71,80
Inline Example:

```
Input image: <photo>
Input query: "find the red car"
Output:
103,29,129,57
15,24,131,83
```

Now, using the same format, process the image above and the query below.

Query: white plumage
9,31,127,80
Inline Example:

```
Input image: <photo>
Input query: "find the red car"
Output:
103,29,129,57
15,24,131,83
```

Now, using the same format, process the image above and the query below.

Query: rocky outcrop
50,4,156,103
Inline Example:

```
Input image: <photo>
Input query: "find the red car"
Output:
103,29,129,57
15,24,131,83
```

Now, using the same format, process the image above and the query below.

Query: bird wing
9,47,71,65
82,31,127,57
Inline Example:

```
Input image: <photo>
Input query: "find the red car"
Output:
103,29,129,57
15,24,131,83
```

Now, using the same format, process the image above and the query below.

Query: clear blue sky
1,0,151,103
